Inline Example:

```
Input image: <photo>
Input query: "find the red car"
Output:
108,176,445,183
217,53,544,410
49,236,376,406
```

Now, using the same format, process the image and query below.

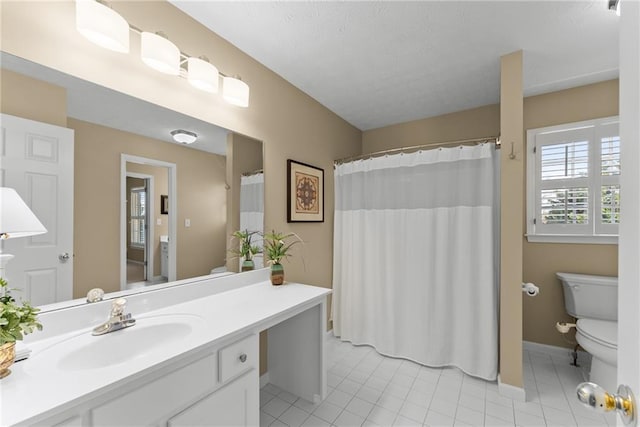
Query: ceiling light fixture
75,0,129,53
75,0,249,107
222,76,250,108
140,32,181,75
188,56,219,93
171,129,198,144
608,0,621,15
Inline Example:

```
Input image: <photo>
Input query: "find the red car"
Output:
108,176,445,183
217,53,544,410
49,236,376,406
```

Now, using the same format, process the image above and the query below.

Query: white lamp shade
188,57,219,93
0,188,47,240
141,32,181,75
222,76,250,107
75,0,129,53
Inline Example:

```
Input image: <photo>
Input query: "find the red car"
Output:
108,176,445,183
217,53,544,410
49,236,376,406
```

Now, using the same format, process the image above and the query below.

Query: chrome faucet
92,298,136,336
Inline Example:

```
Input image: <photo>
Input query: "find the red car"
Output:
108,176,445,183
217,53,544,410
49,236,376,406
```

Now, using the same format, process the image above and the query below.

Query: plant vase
241,259,255,272
0,342,16,379
270,263,285,286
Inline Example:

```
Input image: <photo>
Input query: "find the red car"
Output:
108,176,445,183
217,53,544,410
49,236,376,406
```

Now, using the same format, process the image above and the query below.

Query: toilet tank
556,272,618,321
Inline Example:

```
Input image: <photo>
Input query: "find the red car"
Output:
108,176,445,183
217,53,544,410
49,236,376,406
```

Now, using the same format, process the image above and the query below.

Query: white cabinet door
1,113,74,305
168,370,259,427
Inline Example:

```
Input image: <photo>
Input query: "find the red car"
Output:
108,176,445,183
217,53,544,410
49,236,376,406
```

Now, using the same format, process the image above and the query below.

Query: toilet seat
576,318,617,349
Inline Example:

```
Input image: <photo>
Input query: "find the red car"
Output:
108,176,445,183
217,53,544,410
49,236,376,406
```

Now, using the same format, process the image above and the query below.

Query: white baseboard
260,372,270,389
498,374,526,402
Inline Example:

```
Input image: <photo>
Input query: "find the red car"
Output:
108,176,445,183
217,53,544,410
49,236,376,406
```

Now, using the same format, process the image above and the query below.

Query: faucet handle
110,298,128,317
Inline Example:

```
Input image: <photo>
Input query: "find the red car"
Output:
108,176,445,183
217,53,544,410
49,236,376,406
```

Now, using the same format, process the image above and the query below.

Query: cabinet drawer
91,353,216,426
219,334,257,383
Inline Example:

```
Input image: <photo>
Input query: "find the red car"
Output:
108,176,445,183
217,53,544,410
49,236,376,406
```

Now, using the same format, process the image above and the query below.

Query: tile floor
260,334,616,427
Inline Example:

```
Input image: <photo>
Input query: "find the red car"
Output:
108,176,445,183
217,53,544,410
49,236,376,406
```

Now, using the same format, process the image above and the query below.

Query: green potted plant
0,277,42,379
262,230,303,285
228,229,262,272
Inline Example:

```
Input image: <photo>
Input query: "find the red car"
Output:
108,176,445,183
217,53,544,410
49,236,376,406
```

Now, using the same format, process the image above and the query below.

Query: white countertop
0,281,331,426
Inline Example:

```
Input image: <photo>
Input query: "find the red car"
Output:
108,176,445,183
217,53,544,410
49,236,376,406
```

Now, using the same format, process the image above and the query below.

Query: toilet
556,272,618,391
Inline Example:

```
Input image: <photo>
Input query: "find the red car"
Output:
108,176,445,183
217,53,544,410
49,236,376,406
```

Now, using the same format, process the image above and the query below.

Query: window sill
525,234,618,245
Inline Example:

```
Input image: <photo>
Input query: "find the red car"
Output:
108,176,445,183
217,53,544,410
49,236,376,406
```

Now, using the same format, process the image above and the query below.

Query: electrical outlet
185,219,191,227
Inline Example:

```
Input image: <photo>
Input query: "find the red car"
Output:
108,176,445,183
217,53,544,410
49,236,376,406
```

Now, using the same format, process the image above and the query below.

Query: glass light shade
188,57,219,93
0,188,47,240
140,32,181,75
75,0,129,53
170,130,198,144
222,76,250,107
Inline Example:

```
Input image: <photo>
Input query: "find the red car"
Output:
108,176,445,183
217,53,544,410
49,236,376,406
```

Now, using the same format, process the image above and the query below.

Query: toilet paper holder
521,282,539,296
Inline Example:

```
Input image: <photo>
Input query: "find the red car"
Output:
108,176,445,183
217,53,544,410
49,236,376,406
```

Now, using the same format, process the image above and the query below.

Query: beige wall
499,50,524,389
71,118,227,298
0,69,67,127
0,0,362,297
363,104,500,151
522,80,619,348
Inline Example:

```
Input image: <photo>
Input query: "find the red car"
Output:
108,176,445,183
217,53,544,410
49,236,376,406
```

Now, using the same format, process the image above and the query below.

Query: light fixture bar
76,0,249,106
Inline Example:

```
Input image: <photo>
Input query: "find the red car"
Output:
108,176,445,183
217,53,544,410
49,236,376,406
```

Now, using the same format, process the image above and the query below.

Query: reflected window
130,187,146,247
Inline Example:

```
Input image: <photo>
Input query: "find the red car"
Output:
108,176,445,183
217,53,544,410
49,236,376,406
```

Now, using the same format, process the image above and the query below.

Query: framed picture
160,195,169,215
287,159,324,222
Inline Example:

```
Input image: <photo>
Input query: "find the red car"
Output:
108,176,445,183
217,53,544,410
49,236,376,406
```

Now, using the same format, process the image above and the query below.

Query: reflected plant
228,229,262,262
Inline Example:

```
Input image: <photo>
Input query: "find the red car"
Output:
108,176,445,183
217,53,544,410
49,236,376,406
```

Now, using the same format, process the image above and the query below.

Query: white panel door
618,1,640,421
0,113,74,305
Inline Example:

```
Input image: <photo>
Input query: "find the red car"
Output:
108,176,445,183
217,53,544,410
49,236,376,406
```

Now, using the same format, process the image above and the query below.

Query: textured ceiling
170,1,619,131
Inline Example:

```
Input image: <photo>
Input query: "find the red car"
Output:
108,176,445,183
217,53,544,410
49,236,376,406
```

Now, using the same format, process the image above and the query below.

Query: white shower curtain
332,144,499,380
240,172,264,269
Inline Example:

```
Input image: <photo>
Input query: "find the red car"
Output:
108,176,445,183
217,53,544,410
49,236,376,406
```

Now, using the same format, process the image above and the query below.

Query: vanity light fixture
608,0,621,15
187,57,219,93
171,129,198,144
75,0,249,107
140,32,181,75
75,0,129,53
222,76,250,108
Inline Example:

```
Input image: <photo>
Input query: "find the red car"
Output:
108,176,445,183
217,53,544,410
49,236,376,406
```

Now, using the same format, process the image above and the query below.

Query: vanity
0,269,330,426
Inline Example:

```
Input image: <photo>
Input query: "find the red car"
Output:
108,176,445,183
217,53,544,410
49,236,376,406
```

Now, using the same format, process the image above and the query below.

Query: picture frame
287,159,324,222
160,195,169,215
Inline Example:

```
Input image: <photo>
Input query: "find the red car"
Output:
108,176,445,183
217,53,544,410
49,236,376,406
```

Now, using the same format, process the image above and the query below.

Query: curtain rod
334,136,500,166
242,168,264,177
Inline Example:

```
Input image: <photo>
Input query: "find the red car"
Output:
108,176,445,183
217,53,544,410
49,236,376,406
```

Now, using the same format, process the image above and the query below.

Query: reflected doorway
120,154,177,290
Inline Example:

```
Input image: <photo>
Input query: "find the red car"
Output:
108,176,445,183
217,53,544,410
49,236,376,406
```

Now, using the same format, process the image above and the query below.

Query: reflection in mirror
240,171,265,270
0,52,263,310
123,158,173,290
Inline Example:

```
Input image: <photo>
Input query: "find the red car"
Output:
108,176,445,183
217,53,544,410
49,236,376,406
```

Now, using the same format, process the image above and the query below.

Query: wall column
499,50,525,399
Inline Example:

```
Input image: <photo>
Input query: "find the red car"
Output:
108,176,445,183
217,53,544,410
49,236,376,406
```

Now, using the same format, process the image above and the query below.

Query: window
130,187,146,247
526,117,620,244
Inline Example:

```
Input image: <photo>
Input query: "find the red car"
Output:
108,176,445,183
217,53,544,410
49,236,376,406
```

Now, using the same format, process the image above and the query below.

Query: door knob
59,252,70,262
576,382,635,425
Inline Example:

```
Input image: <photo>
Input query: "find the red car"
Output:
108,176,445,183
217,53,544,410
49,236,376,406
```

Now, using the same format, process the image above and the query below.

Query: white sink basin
26,314,204,373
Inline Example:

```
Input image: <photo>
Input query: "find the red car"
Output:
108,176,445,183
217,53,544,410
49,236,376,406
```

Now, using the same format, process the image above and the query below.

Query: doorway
120,154,177,290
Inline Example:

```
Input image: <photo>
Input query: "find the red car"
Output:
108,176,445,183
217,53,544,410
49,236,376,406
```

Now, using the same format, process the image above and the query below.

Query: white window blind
130,187,146,247
526,117,619,244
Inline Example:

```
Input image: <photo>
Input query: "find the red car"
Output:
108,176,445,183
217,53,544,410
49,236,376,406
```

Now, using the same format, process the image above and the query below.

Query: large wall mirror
0,51,264,310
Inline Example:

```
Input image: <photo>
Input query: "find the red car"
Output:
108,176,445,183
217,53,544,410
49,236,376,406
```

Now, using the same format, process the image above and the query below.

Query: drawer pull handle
239,353,248,363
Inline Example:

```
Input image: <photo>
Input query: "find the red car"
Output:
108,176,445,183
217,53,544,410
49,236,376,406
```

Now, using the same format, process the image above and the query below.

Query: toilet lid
576,318,617,348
